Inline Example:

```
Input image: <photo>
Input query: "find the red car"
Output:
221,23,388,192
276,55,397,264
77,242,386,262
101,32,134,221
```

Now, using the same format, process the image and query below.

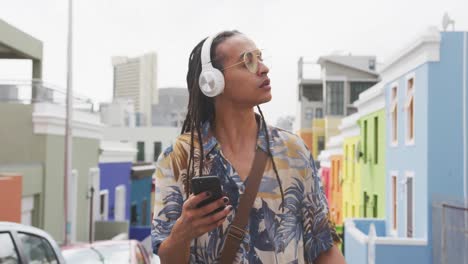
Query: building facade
112,53,158,127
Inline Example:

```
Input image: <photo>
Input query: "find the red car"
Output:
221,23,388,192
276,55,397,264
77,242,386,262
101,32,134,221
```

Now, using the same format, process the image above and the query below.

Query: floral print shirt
151,118,339,263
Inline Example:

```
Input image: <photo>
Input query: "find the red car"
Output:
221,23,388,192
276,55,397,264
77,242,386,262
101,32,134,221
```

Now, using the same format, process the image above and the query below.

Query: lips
260,78,270,88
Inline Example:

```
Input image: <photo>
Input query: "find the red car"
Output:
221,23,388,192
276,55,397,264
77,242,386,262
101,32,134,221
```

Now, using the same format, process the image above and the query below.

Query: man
152,30,345,264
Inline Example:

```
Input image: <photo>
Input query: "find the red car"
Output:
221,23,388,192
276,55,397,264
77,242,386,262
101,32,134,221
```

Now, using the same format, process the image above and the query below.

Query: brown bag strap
219,149,269,264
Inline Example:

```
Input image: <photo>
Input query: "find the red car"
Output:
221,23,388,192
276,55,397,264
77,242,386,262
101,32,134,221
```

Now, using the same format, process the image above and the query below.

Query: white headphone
198,33,225,97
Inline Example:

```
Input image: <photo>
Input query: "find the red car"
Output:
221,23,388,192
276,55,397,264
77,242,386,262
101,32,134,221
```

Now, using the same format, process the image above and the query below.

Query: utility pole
64,0,74,246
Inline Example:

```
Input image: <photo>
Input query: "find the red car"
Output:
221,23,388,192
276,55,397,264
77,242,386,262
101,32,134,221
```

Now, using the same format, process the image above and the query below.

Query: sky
1,0,468,128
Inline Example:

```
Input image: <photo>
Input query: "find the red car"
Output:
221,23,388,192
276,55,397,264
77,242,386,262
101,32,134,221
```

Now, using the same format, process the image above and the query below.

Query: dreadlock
182,30,284,209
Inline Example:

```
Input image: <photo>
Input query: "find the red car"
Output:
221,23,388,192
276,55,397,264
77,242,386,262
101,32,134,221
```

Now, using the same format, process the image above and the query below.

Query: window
326,81,344,115
315,108,323,118
345,145,348,180
99,190,109,221
114,185,126,221
0,233,20,264
18,232,58,264
337,160,342,186
131,204,138,225
302,84,323,101
390,85,398,145
364,120,368,163
406,174,414,238
363,191,369,217
137,141,145,162
350,82,374,103
141,199,148,226
392,175,398,231
373,194,378,217
153,142,162,162
318,136,325,152
305,107,314,120
406,77,415,144
374,116,379,164
351,144,355,182
369,59,376,71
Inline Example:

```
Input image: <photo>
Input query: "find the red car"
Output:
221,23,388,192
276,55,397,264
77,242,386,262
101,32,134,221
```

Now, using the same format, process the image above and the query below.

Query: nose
257,61,269,76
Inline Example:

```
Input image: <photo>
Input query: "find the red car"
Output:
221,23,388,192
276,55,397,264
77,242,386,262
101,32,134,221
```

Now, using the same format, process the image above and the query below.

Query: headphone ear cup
198,68,225,97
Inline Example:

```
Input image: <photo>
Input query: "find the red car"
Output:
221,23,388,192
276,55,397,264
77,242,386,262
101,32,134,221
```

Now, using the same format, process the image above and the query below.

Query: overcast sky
1,0,467,128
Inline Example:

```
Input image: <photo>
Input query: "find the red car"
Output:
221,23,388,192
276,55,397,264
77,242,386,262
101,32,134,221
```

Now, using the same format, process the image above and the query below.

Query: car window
0,232,20,264
17,232,58,264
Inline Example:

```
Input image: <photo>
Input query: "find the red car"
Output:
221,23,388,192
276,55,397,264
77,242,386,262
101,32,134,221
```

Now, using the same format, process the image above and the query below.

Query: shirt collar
200,113,270,157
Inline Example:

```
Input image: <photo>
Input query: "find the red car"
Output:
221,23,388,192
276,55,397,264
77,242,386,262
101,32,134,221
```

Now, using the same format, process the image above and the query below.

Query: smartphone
191,176,225,214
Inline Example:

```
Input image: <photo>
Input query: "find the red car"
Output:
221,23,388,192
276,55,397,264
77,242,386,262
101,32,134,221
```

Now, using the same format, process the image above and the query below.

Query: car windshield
62,248,104,264
93,243,132,264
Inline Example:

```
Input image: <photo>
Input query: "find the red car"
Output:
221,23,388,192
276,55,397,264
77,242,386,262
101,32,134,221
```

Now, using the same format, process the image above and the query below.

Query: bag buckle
227,225,246,241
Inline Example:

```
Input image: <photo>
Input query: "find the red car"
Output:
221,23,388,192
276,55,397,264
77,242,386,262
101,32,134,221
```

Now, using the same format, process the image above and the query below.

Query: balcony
344,218,429,264
0,79,95,111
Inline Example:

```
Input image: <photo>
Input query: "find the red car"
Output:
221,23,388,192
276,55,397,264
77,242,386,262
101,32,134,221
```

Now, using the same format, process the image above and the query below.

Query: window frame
0,231,21,264
405,73,416,146
390,82,399,147
16,231,60,264
390,171,399,237
405,171,415,238
99,189,109,221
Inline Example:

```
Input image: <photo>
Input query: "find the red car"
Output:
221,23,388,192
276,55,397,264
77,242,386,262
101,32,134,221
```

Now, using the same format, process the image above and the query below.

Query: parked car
61,240,153,264
0,221,66,264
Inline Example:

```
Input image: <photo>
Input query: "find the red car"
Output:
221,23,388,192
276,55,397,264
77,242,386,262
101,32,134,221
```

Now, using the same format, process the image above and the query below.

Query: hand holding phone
191,176,226,215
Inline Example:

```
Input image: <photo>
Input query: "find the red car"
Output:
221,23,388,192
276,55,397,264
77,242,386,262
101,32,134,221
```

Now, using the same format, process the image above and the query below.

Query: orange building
330,155,343,225
298,129,313,151
0,174,22,223
324,135,343,226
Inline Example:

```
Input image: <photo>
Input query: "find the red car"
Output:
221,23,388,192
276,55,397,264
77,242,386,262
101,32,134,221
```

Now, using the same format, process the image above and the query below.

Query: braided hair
182,30,284,209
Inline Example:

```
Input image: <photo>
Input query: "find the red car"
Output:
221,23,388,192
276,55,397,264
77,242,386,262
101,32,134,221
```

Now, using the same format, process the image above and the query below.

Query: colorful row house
338,113,361,219
317,149,331,201
326,136,344,226
354,82,386,219
93,141,136,240
344,28,468,264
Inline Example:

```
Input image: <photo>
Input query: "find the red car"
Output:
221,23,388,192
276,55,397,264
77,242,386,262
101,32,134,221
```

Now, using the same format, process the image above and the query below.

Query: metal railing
0,79,95,112
433,199,468,264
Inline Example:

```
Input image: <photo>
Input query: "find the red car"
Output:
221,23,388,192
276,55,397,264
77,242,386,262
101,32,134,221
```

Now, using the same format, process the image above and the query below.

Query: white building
112,53,158,127
102,126,179,163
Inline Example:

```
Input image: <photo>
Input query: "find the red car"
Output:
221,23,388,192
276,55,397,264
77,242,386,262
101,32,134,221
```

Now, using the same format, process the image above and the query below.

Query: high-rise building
151,87,188,127
112,53,158,127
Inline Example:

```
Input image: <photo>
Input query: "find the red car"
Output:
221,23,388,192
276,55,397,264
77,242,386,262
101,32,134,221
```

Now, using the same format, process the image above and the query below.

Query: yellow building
324,116,342,143
339,113,361,220
311,119,325,158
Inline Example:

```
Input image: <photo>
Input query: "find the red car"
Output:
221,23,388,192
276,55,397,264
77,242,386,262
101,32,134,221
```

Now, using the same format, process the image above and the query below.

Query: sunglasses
221,49,266,73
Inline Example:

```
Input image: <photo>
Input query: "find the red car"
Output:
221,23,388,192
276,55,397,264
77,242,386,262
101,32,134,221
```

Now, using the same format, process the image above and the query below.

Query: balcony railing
0,79,95,112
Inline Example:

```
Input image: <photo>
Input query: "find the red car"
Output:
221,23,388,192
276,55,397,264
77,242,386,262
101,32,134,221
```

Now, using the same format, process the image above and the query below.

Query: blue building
129,163,155,242
345,28,468,264
98,141,136,222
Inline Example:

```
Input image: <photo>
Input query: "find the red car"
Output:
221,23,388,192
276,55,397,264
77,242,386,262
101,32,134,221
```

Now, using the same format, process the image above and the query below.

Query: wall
99,162,132,221
342,136,361,219
0,174,22,222
102,126,179,163
360,109,386,219
385,63,428,239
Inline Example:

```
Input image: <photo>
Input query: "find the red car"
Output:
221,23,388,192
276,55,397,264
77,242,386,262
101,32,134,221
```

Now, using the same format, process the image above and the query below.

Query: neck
213,104,258,153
